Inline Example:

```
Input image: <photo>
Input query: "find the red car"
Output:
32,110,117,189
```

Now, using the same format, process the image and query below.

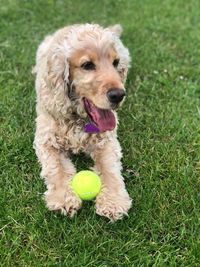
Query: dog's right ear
107,24,123,37
46,46,70,92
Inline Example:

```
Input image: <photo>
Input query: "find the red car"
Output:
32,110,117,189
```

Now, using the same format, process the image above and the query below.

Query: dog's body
34,23,132,221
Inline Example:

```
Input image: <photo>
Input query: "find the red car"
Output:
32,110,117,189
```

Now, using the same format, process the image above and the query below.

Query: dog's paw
45,185,82,217
95,190,132,221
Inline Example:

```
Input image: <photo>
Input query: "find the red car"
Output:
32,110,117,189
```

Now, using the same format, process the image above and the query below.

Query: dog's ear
107,24,123,37
44,46,73,115
46,47,70,92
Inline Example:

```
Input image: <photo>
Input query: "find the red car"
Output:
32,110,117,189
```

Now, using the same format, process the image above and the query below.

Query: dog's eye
113,59,120,68
81,61,96,70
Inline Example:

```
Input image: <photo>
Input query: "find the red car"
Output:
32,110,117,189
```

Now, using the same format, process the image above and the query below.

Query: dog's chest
55,120,114,154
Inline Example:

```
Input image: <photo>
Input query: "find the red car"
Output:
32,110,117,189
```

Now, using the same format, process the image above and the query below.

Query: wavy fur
34,23,132,221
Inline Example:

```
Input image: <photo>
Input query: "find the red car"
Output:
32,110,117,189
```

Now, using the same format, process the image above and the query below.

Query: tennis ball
71,170,101,200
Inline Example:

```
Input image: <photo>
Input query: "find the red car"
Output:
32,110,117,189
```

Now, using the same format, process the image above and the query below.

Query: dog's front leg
36,144,82,216
92,137,132,221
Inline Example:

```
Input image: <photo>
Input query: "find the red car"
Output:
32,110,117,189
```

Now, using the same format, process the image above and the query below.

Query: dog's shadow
71,152,94,172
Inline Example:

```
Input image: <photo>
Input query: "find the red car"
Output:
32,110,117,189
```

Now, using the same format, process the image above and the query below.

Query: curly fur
34,23,132,221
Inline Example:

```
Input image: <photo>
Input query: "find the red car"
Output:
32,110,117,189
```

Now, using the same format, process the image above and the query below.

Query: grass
0,0,200,266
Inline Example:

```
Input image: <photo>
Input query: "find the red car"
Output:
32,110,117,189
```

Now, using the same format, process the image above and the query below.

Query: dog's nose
107,88,126,104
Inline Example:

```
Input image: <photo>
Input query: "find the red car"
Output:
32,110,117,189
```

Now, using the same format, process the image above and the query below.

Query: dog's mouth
83,98,116,133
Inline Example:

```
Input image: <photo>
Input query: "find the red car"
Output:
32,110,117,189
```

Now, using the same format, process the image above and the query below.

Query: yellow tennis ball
71,170,101,200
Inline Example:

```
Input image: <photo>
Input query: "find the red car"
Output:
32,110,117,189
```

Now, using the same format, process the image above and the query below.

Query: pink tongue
84,98,116,132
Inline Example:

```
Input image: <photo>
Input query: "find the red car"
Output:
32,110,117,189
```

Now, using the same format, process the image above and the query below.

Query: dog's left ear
107,24,123,37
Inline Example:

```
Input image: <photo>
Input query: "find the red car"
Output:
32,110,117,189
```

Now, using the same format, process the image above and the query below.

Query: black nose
107,88,126,104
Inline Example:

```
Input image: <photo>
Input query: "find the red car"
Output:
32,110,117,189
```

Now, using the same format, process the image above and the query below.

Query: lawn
0,0,200,266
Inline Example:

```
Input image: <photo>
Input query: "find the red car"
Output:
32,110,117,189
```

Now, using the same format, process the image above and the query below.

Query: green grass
0,0,200,266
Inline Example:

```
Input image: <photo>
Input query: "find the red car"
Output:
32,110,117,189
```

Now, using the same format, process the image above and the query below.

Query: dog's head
45,24,131,131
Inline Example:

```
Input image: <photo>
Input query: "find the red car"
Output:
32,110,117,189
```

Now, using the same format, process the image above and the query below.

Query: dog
33,23,132,221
